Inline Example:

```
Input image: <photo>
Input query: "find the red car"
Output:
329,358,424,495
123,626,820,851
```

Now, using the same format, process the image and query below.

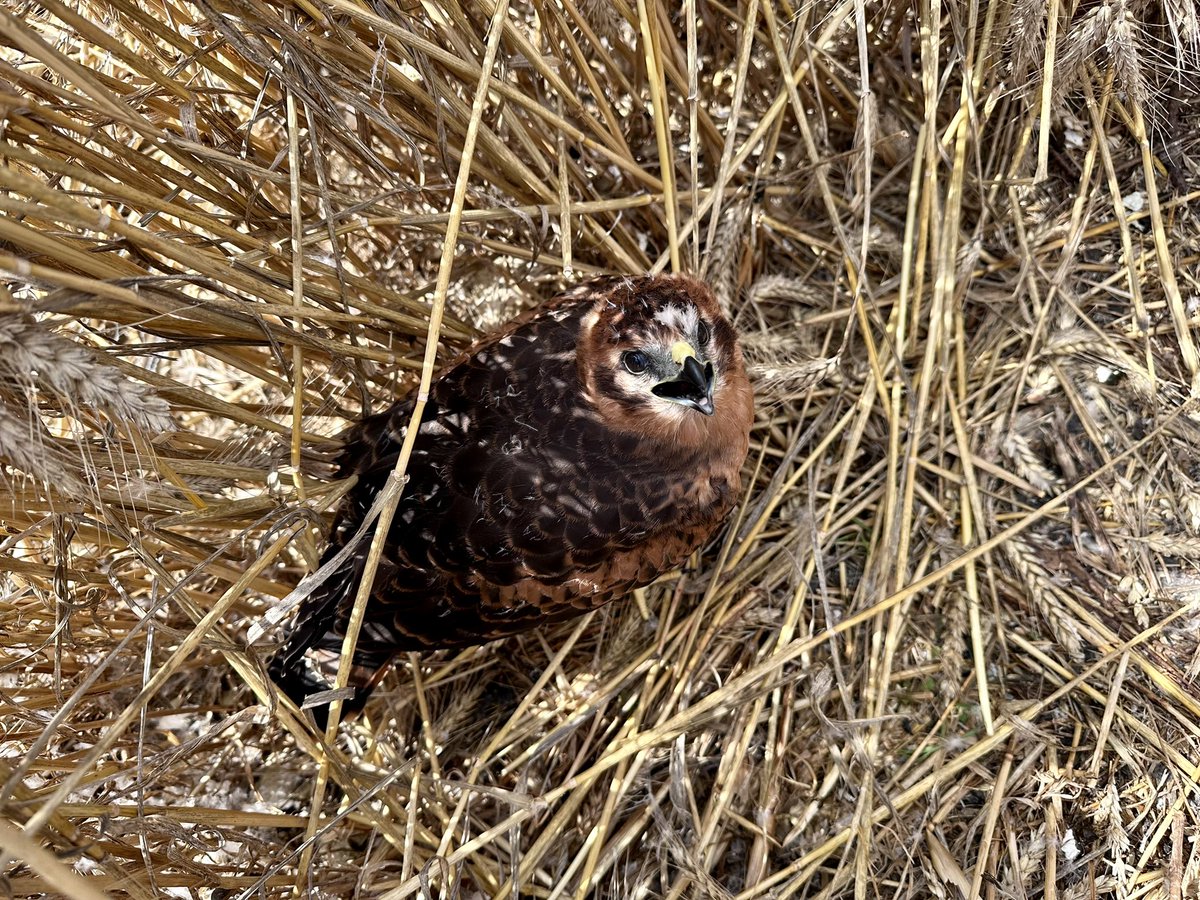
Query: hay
3,0,1200,896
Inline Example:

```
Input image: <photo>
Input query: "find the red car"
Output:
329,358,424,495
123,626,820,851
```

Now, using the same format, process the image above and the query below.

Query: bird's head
574,275,753,453
609,305,717,417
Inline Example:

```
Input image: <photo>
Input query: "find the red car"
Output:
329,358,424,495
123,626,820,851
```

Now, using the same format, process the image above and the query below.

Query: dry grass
3,0,1200,897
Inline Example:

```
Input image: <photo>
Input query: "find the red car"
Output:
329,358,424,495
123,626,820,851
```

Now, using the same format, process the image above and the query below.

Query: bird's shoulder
334,296,587,478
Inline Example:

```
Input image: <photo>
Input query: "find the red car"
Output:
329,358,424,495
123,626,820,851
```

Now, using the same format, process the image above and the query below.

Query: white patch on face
653,303,700,337
649,396,698,426
612,367,649,396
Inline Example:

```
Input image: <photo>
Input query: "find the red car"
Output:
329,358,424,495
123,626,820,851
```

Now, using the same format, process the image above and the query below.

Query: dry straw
3,0,1200,898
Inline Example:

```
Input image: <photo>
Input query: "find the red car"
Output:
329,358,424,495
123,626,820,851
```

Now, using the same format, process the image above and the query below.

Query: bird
269,274,754,723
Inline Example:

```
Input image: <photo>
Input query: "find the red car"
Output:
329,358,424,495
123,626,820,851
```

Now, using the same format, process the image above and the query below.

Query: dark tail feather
265,409,408,730
267,545,381,730
268,642,377,731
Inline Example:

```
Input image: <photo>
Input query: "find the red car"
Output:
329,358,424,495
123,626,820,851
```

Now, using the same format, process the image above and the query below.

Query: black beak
652,355,715,416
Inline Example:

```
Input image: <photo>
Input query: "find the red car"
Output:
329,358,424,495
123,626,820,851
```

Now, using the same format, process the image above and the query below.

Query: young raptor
270,274,754,721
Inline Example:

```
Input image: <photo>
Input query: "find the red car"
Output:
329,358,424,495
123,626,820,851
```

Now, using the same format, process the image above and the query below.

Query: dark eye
697,320,712,345
622,351,649,375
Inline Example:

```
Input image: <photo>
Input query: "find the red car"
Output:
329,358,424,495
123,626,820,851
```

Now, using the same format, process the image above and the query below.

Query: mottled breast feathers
270,274,754,720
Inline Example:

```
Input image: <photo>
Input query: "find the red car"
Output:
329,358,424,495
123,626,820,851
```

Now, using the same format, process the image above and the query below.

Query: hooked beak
652,348,715,416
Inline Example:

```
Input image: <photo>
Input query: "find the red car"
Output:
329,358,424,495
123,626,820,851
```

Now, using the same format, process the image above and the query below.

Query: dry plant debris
3,0,1200,897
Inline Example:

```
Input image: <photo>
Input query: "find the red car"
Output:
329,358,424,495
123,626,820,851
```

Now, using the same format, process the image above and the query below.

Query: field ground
4,1,1200,897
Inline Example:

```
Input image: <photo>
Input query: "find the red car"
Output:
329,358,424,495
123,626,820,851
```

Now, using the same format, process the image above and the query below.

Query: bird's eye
622,351,649,375
697,320,712,345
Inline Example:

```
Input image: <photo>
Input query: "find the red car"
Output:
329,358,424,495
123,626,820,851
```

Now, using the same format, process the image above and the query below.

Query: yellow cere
670,340,697,365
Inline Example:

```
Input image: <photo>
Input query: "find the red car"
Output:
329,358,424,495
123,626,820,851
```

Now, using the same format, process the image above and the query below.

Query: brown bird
270,274,753,722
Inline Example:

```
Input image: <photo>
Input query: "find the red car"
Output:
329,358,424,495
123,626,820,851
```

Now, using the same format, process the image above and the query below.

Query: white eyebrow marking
653,303,700,335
